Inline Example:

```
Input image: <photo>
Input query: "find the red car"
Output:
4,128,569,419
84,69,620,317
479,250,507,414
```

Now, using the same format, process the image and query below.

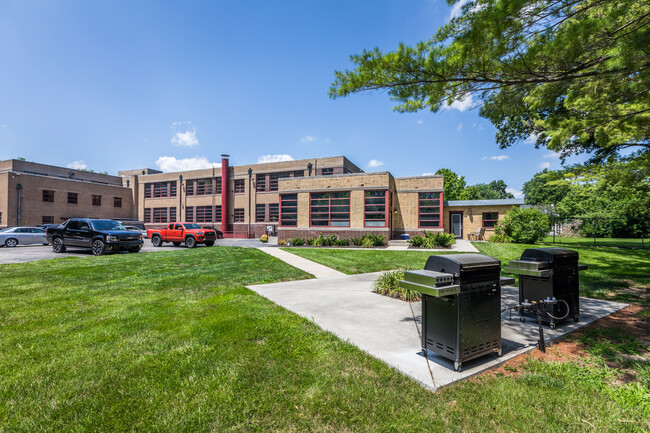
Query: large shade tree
330,0,649,162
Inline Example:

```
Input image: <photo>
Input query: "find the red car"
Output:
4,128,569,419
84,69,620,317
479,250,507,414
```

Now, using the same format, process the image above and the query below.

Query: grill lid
424,254,501,277
520,248,578,265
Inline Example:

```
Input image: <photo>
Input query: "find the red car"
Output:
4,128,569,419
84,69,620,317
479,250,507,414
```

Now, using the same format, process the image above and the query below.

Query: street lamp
248,168,253,238
178,174,183,222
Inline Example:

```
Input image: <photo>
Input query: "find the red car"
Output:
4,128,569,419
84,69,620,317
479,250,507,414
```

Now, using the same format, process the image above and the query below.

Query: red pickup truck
147,223,217,248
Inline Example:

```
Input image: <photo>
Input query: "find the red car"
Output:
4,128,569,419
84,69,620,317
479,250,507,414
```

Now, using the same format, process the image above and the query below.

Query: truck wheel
5,238,18,247
152,235,163,247
52,237,66,253
92,240,106,256
185,237,196,248
204,241,214,247
172,242,181,247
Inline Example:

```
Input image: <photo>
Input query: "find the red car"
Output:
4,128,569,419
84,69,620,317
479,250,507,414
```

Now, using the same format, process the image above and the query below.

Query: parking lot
0,238,272,264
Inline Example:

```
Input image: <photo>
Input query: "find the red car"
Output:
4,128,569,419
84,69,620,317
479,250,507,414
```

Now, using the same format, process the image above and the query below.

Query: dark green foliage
372,269,422,302
435,168,467,200
352,233,386,247
495,207,550,244
330,0,650,163
463,180,515,200
408,231,456,248
291,237,305,246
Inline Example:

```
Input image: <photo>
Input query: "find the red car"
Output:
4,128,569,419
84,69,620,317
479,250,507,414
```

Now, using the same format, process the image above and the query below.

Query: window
483,212,499,228
365,190,388,227
92,195,102,206
280,194,297,226
114,197,122,208
215,205,222,222
234,208,245,223
293,170,304,177
256,174,266,192
144,208,152,223
269,172,291,191
42,216,54,224
153,208,168,223
269,204,279,222
195,206,213,223
418,192,442,228
170,207,177,222
321,168,334,176
68,192,78,204
186,206,194,222
256,204,266,222
43,190,54,202
234,179,245,194
196,179,212,195
310,192,350,227
186,178,220,196
145,182,177,198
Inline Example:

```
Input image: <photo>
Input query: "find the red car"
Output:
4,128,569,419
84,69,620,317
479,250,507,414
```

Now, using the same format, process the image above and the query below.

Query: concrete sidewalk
248,273,627,391
258,247,345,279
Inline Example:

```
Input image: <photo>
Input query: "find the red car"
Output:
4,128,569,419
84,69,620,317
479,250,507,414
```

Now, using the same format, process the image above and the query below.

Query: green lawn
1,247,648,431
541,236,648,248
283,244,650,306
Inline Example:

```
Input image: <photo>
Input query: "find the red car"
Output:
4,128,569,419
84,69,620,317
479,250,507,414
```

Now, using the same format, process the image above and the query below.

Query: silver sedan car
0,227,49,247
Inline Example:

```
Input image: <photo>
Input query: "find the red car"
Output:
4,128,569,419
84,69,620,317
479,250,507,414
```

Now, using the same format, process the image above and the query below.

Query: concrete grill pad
248,272,627,391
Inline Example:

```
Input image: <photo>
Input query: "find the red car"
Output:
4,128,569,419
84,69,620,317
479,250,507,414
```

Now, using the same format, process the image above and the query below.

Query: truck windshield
182,224,202,230
91,220,126,231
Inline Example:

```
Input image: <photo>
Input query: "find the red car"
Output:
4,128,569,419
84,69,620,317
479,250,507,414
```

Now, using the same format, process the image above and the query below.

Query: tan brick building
0,156,523,240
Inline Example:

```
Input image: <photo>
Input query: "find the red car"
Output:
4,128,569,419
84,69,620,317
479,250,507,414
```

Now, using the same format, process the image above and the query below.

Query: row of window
144,179,250,198
42,190,121,207
144,182,177,198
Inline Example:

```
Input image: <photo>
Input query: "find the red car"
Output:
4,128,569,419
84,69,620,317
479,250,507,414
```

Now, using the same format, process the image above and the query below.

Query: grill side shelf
399,280,461,297
502,267,553,278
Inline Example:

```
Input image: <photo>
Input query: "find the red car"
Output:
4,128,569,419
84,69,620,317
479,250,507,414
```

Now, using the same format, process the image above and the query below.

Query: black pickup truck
46,218,144,256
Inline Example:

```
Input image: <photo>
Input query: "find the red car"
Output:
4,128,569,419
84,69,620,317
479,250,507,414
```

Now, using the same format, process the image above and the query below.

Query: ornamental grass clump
372,269,421,302
408,231,456,248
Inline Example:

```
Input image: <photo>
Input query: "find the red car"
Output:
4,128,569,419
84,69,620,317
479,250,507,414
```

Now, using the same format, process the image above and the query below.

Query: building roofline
444,199,525,206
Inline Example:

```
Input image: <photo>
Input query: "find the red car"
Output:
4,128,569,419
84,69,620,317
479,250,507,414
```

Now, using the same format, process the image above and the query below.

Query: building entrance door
450,212,463,238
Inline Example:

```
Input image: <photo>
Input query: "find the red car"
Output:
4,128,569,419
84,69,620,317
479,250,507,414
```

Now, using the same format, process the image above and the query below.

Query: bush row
407,231,456,249
288,233,386,248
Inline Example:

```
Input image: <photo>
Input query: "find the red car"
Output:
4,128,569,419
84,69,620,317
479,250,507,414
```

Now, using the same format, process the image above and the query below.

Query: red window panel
269,203,279,222
364,190,388,228
196,179,212,195
482,212,499,228
256,204,266,222
310,192,350,227
195,206,213,223
170,207,177,223
186,206,194,222
418,192,442,228
234,179,245,194
215,205,222,222
144,184,152,198
144,208,152,223
280,194,297,227
234,208,245,223
153,207,168,223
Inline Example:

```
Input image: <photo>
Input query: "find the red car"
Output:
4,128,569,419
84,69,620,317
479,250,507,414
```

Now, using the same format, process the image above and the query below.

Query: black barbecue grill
400,254,506,371
503,247,587,329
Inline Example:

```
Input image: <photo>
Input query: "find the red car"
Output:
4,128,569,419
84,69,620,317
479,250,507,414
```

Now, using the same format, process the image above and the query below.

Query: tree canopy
434,168,515,200
435,168,467,200
330,0,650,162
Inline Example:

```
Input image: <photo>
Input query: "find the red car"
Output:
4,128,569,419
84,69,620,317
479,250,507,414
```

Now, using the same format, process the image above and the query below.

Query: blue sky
0,1,584,196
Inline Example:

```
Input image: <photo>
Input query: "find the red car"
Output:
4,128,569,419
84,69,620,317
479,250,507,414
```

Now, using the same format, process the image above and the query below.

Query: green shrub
291,237,304,246
335,238,350,246
373,269,421,302
361,237,375,248
408,231,456,248
278,239,287,246
496,207,550,244
487,233,509,243
351,237,363,246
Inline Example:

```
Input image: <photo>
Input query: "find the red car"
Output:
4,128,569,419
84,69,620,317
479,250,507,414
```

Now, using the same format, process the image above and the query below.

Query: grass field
283,244,650,306
1,247,648,431
541,236,648,248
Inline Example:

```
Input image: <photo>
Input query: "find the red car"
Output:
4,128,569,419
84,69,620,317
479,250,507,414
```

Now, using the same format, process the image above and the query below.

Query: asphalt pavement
0,238,271,264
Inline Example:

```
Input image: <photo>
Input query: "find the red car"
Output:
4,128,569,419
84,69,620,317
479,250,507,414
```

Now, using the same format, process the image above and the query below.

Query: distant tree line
435,168,515,201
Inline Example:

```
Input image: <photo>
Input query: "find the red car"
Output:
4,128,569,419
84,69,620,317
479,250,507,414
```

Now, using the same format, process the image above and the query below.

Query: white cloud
450,0,472,18
155,156,219,172
67,160,87,170
457,122,463,131
540,161,551,169
416,120,424,125
300,136,317,143
367,159,384,168
258,154,294,164
441,94,475,112
482,155,509,161
171,130,199,147
421,172,436,176
506,187,524,198
543,151,560,159
524,133,539,144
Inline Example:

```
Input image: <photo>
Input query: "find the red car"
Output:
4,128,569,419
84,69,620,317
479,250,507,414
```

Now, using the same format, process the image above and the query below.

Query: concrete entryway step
388,240,410,246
